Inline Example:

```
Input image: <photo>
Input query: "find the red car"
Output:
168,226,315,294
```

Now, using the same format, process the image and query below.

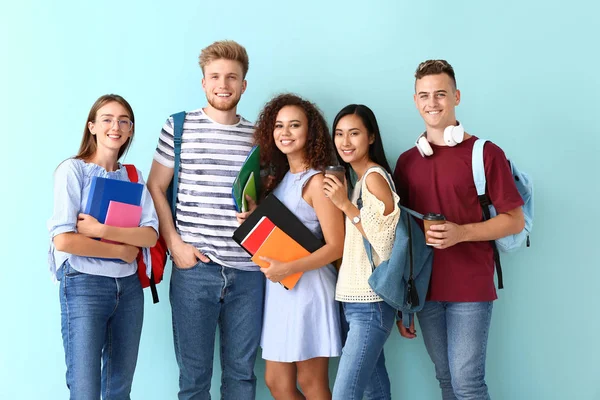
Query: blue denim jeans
170,261,265,400
332,301,396,400
58,261,144,400
418,301,493,400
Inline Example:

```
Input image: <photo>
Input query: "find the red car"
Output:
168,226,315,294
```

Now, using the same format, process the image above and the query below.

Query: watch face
352,216,360,224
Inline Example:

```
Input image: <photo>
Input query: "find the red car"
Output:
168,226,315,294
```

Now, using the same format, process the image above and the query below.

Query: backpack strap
399,205,424,220
170,111,186,218
357,168,422,310
358,174,424,326
471,139,504,289
397,205,423,309
472,139,487,196
122,163,160,300
123,164,139,183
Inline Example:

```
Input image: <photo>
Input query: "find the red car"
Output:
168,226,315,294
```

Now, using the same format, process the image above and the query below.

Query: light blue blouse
47,158,159,281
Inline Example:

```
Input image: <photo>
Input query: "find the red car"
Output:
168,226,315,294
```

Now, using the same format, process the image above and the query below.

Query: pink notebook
101,201,142,244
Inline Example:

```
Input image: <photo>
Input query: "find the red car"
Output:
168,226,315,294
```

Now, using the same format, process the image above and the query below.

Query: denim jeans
170,261,265,400
58,261,144,400
418,301,493,400
332,301,396,400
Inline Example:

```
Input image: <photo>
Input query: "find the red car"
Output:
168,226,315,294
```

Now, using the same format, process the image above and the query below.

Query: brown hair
75,94,135,161
253,93,335,192
199,40,249,78
415,59,457,89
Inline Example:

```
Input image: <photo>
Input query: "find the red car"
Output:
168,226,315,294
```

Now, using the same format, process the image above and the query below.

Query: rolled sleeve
136,172,159,235
153,117,176,168
47,159,83,239
483,142,525,214
47,159,83,280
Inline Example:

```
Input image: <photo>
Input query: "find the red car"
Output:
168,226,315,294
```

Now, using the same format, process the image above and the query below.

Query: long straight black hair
331,104,392,185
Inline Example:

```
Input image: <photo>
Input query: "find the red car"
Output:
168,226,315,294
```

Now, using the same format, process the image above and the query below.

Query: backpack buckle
477,194,491,207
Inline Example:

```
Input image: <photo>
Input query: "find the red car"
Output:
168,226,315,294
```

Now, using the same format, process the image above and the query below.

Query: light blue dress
260,169,342,362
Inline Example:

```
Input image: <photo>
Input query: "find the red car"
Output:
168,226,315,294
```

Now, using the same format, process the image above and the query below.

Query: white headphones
415,121,465,157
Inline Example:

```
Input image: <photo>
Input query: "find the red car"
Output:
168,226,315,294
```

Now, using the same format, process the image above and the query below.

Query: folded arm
53,232,139,263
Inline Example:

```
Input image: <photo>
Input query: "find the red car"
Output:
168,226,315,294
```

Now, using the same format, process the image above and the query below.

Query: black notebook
232,194,324,255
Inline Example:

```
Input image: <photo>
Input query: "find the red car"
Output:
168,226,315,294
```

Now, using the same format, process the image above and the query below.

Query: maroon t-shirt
393,136,524,302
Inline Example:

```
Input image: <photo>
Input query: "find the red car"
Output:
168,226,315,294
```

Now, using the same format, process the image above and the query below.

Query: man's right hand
170,240,210,269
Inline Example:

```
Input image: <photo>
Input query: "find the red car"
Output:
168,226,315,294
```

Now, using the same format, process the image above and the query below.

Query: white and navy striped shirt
153,108,256,270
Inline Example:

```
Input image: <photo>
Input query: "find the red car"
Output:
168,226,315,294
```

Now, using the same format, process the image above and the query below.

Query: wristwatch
351,215,361,225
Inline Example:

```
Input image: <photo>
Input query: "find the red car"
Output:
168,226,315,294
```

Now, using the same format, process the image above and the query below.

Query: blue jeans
58,261,144,400
332,301,396,400
170,261,265,400
418,301,493,400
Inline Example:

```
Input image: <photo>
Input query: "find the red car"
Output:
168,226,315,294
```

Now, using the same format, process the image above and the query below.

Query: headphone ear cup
444,124,465,146
417,135,434,157
453,123,465,144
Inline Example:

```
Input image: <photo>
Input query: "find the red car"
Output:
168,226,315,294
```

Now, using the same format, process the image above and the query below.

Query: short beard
207,94,241,112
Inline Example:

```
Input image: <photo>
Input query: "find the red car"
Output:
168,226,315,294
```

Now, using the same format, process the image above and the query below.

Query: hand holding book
244,217,309,289
258,256,297,283
236,194,258,225
76,213,104,238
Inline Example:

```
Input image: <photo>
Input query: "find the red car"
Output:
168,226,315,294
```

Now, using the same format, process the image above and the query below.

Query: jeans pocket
376,302,394,334
173,259,204,272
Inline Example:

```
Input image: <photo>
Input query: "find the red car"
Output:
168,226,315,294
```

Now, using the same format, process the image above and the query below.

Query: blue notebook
84,177,144,223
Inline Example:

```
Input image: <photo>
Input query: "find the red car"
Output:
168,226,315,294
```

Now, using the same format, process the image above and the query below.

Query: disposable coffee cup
423,213,446,246
325,165,346,182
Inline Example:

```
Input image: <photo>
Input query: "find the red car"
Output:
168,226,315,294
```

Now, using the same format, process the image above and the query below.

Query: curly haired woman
252,93,344,400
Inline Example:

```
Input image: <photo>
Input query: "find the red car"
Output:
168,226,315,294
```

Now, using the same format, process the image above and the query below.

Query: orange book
251,226,310,290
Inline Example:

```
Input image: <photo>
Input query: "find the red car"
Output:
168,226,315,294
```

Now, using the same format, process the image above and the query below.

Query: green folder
232,145,260,211
242,172,257,212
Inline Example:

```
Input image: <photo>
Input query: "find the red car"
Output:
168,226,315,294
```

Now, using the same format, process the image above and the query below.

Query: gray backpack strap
399,205,424,220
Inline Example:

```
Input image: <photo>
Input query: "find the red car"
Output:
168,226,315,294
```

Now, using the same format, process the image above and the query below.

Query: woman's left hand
323,174,350,210
259,256,292,283
77,213,104,238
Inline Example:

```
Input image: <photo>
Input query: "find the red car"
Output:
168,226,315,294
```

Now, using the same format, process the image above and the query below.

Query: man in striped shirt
147,40,264,400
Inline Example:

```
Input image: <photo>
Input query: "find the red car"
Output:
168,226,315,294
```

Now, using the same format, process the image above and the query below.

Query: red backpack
124,164,168,304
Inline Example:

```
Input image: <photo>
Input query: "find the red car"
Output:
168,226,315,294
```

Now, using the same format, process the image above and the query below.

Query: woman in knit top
323,104,400,400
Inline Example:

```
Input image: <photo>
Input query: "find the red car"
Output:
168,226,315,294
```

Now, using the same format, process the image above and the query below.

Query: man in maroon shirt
393,60,524,399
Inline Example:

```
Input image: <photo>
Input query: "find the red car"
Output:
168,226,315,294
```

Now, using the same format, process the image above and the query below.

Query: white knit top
335,168,401,303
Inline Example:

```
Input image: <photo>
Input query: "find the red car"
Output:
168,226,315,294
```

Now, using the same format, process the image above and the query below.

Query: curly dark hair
253,93,336,192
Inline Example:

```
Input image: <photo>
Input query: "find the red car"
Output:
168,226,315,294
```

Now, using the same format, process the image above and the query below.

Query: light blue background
1,0,598,398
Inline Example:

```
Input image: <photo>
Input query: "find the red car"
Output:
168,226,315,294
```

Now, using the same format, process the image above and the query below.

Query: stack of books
233,195,324,290
84,176,144,259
